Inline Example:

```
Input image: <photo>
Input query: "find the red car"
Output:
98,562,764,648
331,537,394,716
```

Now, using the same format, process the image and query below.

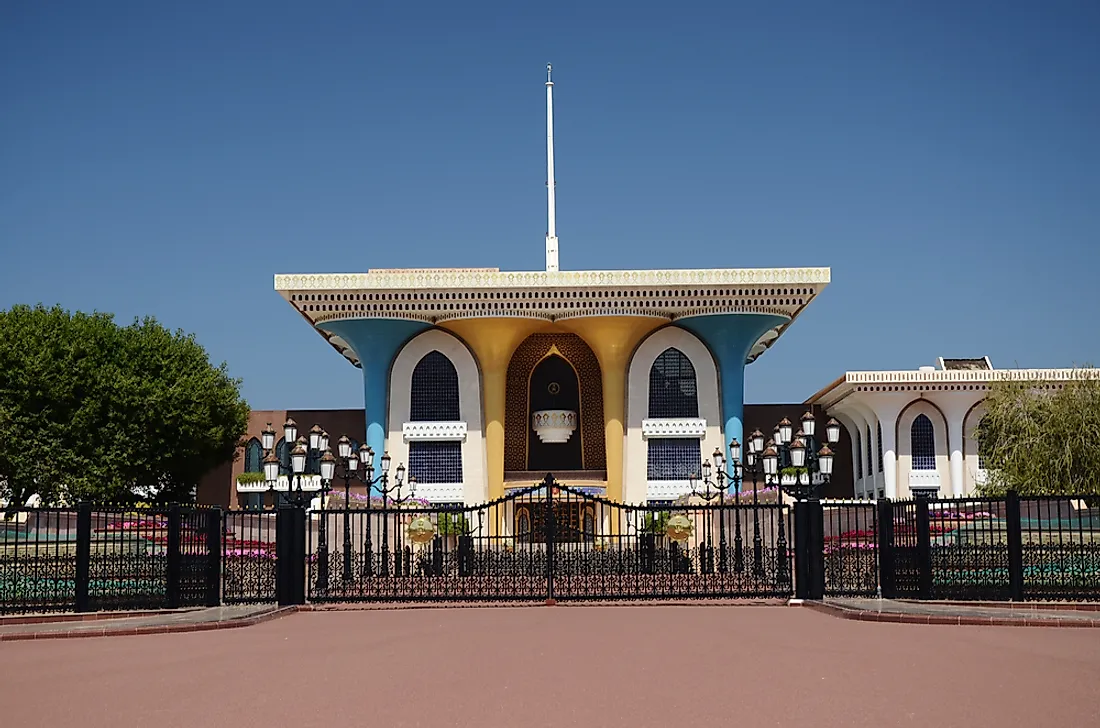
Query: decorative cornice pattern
402,421,468,442
277,267,830,369
641,418,708,439
275,267,830,291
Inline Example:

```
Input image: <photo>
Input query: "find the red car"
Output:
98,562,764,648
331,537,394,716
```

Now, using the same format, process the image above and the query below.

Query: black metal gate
306,476,793,603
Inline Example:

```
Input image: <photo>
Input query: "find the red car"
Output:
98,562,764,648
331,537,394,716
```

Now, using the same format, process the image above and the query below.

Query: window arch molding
624,325,722,504
387,328,485,503
895,399,950,495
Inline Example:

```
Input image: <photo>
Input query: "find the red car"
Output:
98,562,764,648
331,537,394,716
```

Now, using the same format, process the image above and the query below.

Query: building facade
805,357,1097,500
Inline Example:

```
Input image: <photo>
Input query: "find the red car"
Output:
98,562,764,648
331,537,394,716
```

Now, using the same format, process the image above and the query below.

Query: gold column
441,318,545,503
558,317,663,503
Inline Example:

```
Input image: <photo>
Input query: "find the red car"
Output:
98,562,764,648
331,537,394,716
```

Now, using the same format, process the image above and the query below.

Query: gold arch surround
505,333,605,472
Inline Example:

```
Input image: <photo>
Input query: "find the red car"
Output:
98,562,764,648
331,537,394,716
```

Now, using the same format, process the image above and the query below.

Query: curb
796,600,1100,628
0,606,302,642
304,598,790,610
0,607,204,627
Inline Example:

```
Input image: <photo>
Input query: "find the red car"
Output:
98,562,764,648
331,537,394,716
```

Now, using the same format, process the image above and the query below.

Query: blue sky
2,1,1098,409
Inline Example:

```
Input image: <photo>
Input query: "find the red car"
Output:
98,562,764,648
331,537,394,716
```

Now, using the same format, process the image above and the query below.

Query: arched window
411,351,459,421
409,351,463,485
275,438,290,476
855,432,863,480
876,421,883,472
647,348,701,482
866,426,873,475
911,414,936,471
648,348,698,418
244,438,263,473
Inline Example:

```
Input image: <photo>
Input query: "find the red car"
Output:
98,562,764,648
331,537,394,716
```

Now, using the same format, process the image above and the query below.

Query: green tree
974,370,1100,496
0,304,250,506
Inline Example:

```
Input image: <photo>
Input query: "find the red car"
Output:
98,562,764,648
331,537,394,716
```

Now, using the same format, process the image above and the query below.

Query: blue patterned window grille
411,351,460,422
866,426,873,475
855,433,863,480
911,414,936,470
409,441,463,484
647,438,702,481
876,421,883,472
648,348,698,418
244,438,263,473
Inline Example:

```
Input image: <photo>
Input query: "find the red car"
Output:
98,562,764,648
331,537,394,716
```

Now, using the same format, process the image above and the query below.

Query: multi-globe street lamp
257,419,413,582
758,413,839,502
689,411,841,581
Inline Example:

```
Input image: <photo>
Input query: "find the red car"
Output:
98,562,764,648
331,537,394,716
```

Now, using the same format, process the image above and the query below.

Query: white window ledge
403,421,468,442
641,418,707,439
908,470,941,489
646,480,696,501
410,482,464,503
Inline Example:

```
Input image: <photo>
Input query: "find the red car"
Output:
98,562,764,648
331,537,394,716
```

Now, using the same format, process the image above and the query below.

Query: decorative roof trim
279,266,830,368
806,368,1100,409
275,267,831,291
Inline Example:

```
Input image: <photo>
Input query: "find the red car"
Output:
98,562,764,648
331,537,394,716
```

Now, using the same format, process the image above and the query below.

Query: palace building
202,66,831,508
195,67,1089,510
261,66,829,508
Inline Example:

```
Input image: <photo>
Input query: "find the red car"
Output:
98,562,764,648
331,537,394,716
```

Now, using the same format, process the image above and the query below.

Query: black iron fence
1,504,221,614
2,487,1098,614
305,483,794,602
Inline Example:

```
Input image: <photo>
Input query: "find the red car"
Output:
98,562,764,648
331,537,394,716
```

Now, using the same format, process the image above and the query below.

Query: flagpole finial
547,63,553,83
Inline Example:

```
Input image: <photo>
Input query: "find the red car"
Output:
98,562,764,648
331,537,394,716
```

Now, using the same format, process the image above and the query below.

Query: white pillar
948,417,965,498
881,423,898,499
832,410,864,498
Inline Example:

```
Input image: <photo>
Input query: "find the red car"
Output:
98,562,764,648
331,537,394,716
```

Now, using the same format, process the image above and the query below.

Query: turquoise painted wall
317,319,429,489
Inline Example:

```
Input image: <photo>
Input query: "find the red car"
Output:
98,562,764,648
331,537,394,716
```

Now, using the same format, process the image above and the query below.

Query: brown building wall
197,409,366,509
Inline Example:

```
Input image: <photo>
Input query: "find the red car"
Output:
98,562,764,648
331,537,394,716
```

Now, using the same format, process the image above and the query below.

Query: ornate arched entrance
504,333,605,476
528,354,583,471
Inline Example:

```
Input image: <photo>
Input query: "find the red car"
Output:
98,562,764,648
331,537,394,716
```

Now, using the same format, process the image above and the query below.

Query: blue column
317,319,429,490
678,314,787,476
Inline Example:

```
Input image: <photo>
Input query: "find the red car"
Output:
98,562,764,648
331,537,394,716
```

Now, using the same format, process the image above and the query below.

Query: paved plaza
1,605,1098,727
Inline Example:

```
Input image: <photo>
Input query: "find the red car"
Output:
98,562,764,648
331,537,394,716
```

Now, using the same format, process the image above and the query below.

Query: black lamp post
363,450,416,577
690,439,745,574
332,436,372,582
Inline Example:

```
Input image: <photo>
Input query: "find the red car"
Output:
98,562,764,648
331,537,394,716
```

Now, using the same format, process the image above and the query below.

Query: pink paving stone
0,606,1098,728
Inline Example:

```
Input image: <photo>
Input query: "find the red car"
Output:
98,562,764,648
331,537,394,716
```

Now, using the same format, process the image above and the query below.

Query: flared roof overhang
275,266,830,368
